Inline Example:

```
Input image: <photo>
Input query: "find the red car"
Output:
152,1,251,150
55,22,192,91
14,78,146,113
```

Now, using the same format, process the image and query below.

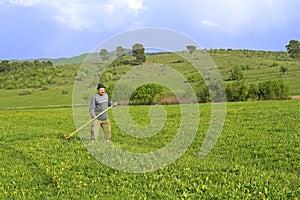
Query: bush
19,90,33,96
130,84,164,105
228,65,244,81
225,80,289,102
225,81,249,102
258,80,289,100
248,83,259,100
197,85,210,103
280,66,288,74
41,86,49,91
61,89,68,94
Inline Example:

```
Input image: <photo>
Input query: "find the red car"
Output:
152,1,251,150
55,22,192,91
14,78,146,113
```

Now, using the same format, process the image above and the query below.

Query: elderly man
89,83,115,142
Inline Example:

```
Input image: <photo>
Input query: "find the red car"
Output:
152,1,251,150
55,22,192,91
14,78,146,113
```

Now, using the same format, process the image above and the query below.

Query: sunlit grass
0,100,299,199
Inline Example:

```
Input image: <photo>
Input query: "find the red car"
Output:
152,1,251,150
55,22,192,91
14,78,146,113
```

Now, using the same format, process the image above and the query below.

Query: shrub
258,80,289,100
61,89,68,94
248,83,259,100
228,65,244,81
41,86,49,91
19,90,33,96
225,81,249,102
197,85,210,103
280,66,288,74
130,84,164,105
225,80,289,102
269,62,279,67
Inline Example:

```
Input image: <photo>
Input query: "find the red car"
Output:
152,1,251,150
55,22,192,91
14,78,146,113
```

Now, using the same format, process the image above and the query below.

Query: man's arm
89,95,96,118
108,98,117,107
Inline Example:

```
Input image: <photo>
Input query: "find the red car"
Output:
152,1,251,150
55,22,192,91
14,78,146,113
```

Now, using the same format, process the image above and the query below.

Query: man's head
97,83,106,96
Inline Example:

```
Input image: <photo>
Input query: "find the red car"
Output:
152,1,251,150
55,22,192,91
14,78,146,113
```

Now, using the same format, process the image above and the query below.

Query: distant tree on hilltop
99,49,109,61
229,65,244,81
286,40,300,60
186,45,196,59
132,43,146,65
116,46,126,58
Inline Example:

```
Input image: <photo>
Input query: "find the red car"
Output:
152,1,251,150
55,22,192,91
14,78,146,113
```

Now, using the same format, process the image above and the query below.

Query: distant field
0,100,299,199
0,87,72,109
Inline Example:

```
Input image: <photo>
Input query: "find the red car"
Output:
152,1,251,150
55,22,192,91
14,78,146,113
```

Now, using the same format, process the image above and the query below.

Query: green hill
55,49,300,95
1,49,299,109
207,49,300,95
50,53,89,66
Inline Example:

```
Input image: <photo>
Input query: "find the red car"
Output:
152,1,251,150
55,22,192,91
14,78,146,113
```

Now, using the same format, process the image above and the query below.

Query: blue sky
1,0,300,60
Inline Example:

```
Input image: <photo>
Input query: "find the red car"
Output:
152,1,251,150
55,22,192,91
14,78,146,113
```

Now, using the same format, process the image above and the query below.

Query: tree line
0,60,78,90
99,43,146,65
105,79,289,106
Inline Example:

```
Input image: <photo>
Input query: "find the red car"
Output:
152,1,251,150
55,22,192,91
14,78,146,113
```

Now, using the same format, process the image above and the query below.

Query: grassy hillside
1,49,299,109
0,87,73,109
50,53,89,66
208,49,300,95
146,50,300,95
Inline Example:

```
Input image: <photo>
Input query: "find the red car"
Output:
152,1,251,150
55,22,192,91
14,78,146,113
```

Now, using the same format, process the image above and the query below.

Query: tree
111,46,128,67
132,43,146,65
229,65,244,81
99,49,109,61
46,60,53,66
280,66,288,75
0,60,10,73
286,40,300,60
186,45,196,59
116,46,126,58
33,60,41,67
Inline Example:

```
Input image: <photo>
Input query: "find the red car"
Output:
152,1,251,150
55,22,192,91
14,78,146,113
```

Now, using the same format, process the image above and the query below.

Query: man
89,83,115,142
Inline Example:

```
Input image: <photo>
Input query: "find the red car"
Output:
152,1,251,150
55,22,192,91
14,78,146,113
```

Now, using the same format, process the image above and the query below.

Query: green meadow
0,100,299,199
0,87,73,109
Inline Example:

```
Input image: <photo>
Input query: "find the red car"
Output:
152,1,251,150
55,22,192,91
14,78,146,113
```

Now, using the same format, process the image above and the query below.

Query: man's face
98,88,105,96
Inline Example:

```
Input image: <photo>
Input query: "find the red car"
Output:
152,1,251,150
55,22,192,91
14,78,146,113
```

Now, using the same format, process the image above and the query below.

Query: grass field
0,87,73,109
0,100,299,199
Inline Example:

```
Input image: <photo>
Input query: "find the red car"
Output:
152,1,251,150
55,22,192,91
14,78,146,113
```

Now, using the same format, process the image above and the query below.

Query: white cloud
178,0,298,33
9,0,147,31
7,0,300,35
9,0,41,6
123,0,147,15
201,20,219,27
143,0,299,35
